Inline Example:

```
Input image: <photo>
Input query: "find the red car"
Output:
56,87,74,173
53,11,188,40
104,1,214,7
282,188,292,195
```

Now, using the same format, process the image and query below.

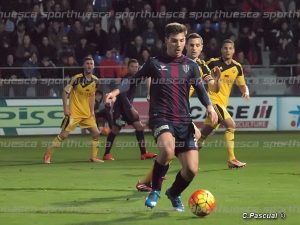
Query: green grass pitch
0,132,299,225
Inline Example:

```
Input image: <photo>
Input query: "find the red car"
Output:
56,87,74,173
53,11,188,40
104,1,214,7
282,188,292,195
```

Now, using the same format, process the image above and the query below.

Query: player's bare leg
198,125,214,149
192,123,201,141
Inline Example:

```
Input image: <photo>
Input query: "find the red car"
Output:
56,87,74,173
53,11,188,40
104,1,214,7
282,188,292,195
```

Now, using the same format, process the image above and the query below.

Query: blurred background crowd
0,0,299,96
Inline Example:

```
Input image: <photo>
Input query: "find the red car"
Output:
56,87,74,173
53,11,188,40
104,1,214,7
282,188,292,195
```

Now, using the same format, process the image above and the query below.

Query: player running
136,33,220,192
105,23,218,212
44,57,102,163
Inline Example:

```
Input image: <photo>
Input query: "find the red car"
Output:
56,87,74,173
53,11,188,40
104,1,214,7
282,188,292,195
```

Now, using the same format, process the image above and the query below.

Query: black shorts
151,120,198,156
113,110,139,128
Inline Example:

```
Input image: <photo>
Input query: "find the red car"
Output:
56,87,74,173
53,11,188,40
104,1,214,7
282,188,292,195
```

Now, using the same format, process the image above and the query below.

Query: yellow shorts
204,104,232,129
61,115,97,132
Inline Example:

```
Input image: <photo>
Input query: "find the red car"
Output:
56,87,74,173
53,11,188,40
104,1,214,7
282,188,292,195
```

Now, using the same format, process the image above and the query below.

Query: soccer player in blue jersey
105,23,218,212
102,59,157,160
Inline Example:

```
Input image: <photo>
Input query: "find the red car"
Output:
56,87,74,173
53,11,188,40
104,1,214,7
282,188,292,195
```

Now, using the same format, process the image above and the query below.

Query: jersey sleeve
200,62,213,83
205,58,215,70
235,64,246,86
190,63,211,107
64,75,78,94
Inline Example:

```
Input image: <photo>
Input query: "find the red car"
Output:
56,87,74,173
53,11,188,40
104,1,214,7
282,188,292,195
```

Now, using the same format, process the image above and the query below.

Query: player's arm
146,77,151,102
236,64,250,101
105,59,152,105
238,85,250,101
206,66,221,93
89,93,96,117
204,59,220,93
62,76,77,116
192,65,218,124
62,90,70,116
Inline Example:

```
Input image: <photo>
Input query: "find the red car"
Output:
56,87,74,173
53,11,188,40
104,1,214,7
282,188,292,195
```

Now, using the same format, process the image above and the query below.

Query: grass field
0,132,299,225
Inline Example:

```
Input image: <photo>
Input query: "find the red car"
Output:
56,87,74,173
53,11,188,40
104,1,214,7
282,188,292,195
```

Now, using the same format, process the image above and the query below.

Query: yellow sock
224,128,235,161
46,135,63,156
140,164,154,184
91,138,99,159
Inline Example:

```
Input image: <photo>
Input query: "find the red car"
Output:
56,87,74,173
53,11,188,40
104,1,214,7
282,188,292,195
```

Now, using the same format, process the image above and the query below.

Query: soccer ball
101,127,110,135
188,189,216,217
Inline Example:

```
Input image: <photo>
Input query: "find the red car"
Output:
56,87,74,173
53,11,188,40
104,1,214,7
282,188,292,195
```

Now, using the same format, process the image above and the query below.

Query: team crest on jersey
183,64,190,73
159,65,168,71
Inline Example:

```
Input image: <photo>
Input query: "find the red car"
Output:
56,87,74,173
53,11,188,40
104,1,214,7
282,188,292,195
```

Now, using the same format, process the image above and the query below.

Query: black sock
104,132,116,155
152,160,169,191
105,110,113,129
169,172,191,197
135,130,146,154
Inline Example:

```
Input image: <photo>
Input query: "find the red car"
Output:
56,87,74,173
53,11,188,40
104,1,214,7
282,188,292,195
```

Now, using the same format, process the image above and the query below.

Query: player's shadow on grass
200,168,229,172
52,190,147,207
270,172,300,176
0,187,133,192
67,211,172,225
0,160,102,167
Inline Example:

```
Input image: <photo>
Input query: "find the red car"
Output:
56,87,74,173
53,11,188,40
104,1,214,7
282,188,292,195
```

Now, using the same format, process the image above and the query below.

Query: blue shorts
151,120,198,156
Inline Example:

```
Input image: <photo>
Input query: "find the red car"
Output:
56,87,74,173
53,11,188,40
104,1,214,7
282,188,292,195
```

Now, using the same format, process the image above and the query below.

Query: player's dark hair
128,58,139,66
187,33,203,44
222,39,235,47
165,22,187,38
83,56,94,62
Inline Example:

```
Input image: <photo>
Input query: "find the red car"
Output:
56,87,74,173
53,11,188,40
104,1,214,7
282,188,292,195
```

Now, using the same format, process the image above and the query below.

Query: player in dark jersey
103,59,157,160
135,33,221,192
94,90,113,131
106,23,218,211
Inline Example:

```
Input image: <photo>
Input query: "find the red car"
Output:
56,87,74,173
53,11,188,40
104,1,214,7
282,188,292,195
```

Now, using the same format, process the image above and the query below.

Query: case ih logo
190,100,274,129
252,100,272,119
288,106,300,127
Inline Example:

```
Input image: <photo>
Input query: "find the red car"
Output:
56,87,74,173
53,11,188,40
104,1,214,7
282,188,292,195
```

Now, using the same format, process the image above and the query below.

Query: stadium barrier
0,97,299,136
0,64,300,98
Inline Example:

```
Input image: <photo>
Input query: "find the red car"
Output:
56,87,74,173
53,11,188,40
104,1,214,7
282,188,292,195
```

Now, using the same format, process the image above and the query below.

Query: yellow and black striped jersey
206,57,246,107
189,58,212,97
64,73,98,118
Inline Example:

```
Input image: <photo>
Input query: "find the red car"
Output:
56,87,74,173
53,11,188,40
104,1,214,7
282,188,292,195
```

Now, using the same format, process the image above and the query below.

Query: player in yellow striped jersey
200,39,250,168
187,33,220,97
44,57,103,164
136,33,220,191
